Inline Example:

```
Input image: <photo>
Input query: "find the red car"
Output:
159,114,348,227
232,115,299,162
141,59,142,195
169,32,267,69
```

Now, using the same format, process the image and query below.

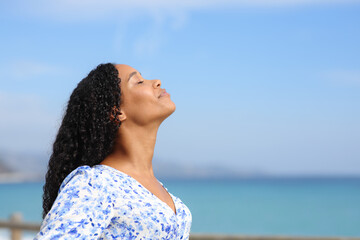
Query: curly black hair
42,63,122,219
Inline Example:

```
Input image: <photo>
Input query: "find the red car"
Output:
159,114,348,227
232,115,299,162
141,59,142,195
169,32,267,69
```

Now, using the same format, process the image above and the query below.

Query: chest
138,180,177,215
101,174,193,239
106,187,179,238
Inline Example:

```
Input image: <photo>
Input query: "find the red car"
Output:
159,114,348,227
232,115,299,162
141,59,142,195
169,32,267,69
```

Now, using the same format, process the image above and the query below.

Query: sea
0,177,359,239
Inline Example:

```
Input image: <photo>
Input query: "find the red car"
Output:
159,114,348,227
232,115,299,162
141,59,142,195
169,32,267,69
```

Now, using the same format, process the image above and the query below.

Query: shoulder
58,165,112,195
47,165,118,218
37,165,119,238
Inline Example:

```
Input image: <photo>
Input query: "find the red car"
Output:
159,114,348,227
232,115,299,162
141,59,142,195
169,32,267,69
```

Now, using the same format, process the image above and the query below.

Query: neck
102,120,160,178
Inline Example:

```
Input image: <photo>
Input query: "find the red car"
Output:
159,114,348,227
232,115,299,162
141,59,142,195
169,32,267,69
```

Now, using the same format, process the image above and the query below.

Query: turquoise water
0,178,359,237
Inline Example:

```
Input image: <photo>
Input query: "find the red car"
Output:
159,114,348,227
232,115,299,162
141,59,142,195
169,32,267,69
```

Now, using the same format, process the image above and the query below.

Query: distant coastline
0,150,359,184
1,171,359,184
0,172,44,184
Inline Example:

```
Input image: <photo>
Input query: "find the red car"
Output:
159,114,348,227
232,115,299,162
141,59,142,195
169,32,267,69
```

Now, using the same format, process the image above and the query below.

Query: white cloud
132,9,168,57
108,5,191,58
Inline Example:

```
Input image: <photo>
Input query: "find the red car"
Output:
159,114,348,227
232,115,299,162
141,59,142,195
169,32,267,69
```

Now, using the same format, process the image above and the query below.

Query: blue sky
0,0,359,175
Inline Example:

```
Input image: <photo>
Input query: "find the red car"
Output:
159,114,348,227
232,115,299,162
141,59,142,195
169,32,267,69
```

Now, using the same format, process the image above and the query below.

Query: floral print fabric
34,164,192,239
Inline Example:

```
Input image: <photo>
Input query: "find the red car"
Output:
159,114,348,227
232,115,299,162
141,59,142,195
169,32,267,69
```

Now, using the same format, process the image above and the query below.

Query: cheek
127,92,163,123
131,89,157,104
122,91,159,119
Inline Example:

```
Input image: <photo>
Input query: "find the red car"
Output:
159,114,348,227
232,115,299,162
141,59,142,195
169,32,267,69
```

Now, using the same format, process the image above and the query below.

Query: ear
117,110,127,122
110,106,127,123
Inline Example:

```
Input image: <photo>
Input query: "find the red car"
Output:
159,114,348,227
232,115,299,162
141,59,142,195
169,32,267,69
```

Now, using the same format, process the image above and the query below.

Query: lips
159,89,169,98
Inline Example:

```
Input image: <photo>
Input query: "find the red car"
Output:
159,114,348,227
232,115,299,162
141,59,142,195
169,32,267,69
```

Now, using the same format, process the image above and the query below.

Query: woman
34,63,192,239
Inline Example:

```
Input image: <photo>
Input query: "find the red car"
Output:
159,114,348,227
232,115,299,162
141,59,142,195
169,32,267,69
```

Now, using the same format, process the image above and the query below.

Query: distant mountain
0,156,13,173
0,150,269,182
153,158,269,180
0,150,48,182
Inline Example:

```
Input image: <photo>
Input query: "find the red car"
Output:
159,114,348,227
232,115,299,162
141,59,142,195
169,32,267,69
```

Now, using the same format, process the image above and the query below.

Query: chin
169,101,176,113
163,102,176,119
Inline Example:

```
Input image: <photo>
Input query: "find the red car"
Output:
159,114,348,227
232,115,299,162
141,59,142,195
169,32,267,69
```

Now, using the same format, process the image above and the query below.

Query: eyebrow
127,71,142,82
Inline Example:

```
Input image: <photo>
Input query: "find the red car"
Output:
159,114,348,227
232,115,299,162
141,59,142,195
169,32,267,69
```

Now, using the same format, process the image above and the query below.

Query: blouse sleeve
34,165,115,240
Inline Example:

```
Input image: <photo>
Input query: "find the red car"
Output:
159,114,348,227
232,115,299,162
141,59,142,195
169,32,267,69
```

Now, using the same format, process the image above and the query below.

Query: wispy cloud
0,59,66,81
7,0,360,23
6,0,359,58
0,91,59,153
319,69,360,87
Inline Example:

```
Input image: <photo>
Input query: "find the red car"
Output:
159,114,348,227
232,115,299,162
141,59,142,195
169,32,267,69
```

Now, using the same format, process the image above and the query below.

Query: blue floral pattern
34,164,192,239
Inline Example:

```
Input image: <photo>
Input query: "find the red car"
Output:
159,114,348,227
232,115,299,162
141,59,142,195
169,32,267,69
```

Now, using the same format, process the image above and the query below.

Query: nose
153,79,161,88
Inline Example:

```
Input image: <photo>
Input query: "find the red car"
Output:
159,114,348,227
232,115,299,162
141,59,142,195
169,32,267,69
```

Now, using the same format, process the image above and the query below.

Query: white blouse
34,164,192,239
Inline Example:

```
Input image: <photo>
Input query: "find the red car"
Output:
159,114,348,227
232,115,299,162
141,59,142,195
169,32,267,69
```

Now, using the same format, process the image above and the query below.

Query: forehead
114,64,137,81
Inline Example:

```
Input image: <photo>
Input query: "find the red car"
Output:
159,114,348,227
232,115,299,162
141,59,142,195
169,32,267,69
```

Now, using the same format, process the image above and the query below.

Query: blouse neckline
95,164,178,217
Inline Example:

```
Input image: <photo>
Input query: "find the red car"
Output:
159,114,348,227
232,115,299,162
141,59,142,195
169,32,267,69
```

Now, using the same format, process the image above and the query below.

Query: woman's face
115,64,176,126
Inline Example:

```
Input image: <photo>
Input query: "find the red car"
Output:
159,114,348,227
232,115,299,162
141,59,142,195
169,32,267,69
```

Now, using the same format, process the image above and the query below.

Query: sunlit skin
100,64,177,214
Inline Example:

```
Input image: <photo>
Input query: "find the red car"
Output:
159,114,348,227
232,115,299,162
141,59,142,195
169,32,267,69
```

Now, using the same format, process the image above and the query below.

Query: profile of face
114,64,176,126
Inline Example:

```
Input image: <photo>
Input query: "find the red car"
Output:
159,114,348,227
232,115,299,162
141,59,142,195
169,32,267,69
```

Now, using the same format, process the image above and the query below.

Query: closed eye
138,81,144,84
